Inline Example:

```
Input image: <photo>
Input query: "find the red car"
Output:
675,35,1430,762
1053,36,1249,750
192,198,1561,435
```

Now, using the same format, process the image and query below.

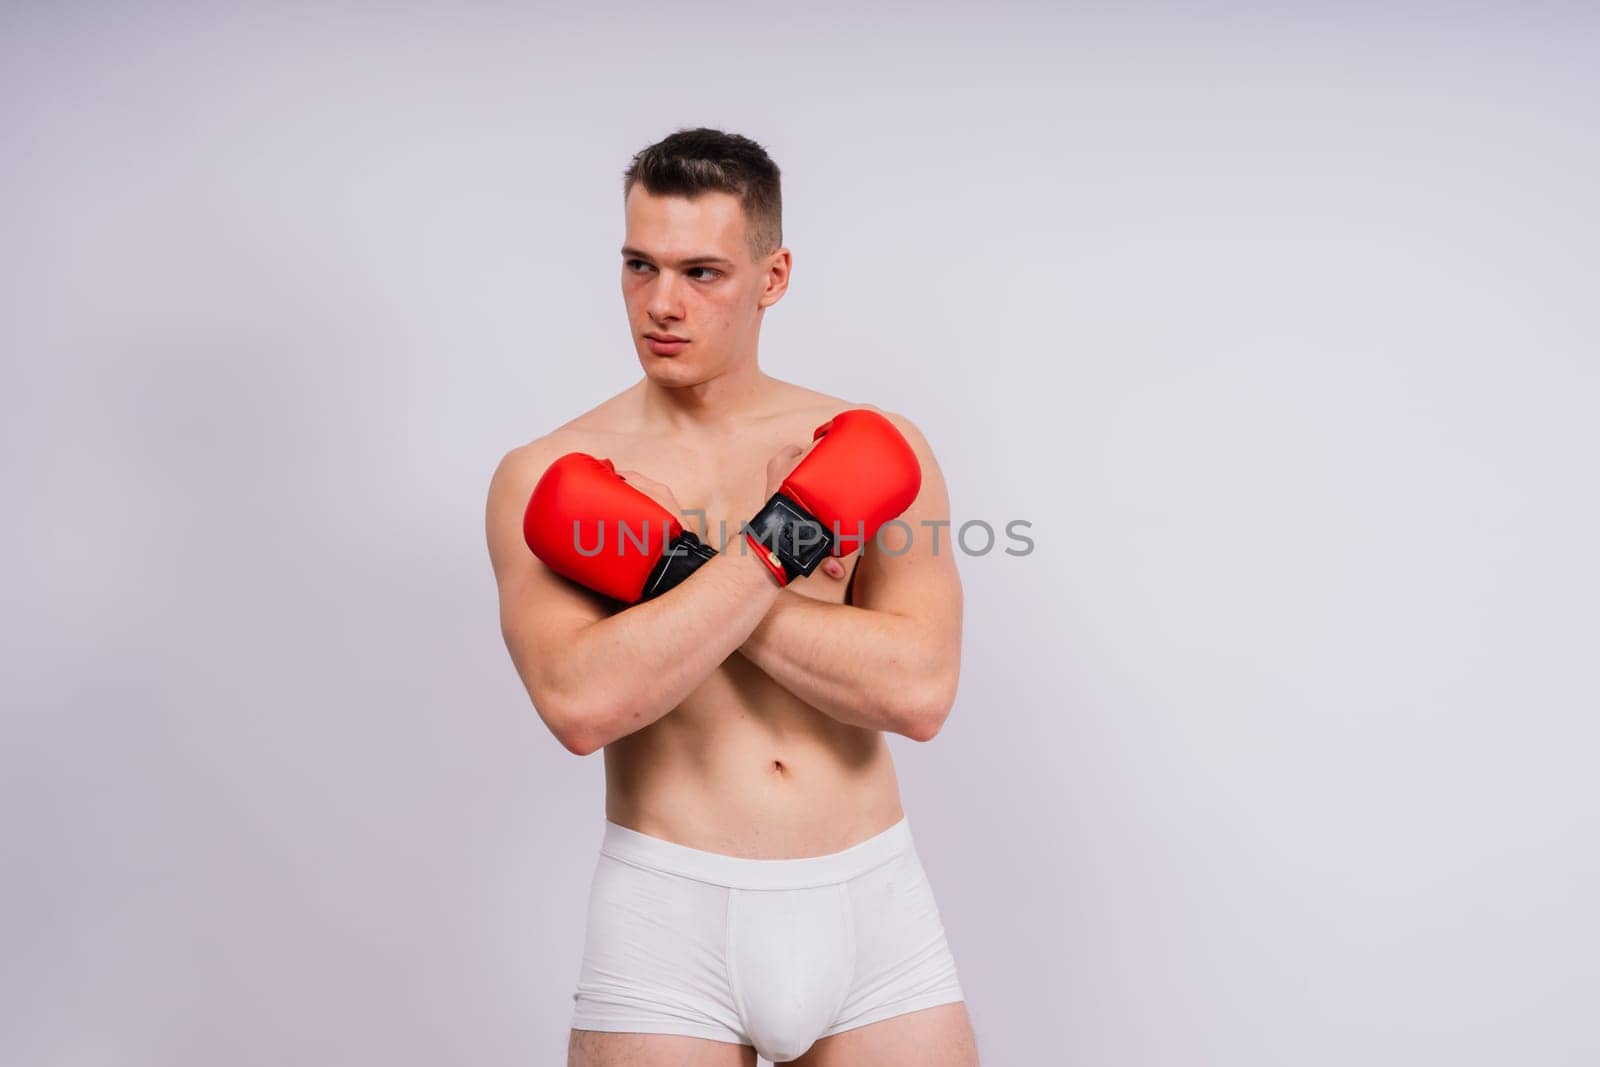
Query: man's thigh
790,1003,979,1066
568,1029,757,1067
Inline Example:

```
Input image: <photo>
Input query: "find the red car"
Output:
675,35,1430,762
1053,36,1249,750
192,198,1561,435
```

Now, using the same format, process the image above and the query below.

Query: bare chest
601,427,791,552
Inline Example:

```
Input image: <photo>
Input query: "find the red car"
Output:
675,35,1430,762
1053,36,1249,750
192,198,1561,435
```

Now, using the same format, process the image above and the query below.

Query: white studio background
4,4,1597,1065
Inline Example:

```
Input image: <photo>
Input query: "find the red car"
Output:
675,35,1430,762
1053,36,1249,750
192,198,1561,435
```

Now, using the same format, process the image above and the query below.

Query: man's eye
688,267,720,281
625,259,654,273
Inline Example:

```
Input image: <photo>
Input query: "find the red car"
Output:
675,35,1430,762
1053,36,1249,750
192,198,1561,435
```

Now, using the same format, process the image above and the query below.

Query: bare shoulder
758,377,848,424
489,427,586,504
759,380,928,438
489,383,643,497
865,406,934,452
484,415,624,584
555,382,645,437
827,399,940,465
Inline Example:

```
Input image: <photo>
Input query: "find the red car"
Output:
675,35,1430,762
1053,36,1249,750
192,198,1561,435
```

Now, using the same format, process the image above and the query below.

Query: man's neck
638,357,778,433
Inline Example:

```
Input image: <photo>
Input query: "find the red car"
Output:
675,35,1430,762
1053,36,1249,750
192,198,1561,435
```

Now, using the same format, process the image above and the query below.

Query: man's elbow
536,689,610,757
899,674,958,742
534,675,653,756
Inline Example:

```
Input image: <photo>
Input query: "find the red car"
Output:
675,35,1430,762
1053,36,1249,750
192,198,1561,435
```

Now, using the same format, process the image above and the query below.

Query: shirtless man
485,128,978,1066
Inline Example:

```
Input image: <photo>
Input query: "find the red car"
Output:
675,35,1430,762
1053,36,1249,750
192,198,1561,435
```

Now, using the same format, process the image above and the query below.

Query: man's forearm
738,592,952,739
548,549,780,753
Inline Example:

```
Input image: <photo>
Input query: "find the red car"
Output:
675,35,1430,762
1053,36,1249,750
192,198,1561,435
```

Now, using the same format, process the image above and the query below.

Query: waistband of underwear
598,817,914,890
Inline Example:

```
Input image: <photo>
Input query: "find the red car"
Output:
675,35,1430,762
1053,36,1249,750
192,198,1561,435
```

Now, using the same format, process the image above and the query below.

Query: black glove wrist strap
743,493,834,583
641,529,717,600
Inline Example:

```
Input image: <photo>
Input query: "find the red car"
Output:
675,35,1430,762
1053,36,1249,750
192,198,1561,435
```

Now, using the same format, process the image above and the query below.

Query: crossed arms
484,413,963,756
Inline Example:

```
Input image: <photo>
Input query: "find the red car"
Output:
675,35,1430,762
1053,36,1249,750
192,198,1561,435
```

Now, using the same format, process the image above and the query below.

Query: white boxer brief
570,817,965,1063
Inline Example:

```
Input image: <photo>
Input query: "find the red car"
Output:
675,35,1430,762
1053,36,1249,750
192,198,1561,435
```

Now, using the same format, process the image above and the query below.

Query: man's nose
646,273,685,321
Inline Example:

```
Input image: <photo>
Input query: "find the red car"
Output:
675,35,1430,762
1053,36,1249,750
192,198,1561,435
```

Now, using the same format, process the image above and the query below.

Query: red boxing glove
743,409,922,585
523,453,714,603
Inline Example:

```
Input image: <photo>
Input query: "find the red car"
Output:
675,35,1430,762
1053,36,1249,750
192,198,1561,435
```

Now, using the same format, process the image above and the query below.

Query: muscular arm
487,438,780,756
737,414,964,741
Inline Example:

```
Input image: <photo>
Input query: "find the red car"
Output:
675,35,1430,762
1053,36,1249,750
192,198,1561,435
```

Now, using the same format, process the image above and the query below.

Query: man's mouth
644,333,688,356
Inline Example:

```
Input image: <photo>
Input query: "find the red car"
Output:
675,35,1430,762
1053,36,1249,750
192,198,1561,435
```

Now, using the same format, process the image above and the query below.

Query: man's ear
758,247,792,308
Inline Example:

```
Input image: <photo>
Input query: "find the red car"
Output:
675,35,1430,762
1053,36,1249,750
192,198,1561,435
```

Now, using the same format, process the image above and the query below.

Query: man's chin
639,354,716,387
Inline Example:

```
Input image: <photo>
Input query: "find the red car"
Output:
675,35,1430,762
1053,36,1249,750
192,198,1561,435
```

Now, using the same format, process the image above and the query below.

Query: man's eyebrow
620,246,734,268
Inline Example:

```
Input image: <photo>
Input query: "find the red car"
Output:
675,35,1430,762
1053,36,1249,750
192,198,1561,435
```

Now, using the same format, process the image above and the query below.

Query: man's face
620,186,785,386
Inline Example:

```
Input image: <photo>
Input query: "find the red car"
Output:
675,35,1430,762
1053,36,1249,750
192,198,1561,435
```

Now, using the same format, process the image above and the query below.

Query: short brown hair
622,128,783,257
